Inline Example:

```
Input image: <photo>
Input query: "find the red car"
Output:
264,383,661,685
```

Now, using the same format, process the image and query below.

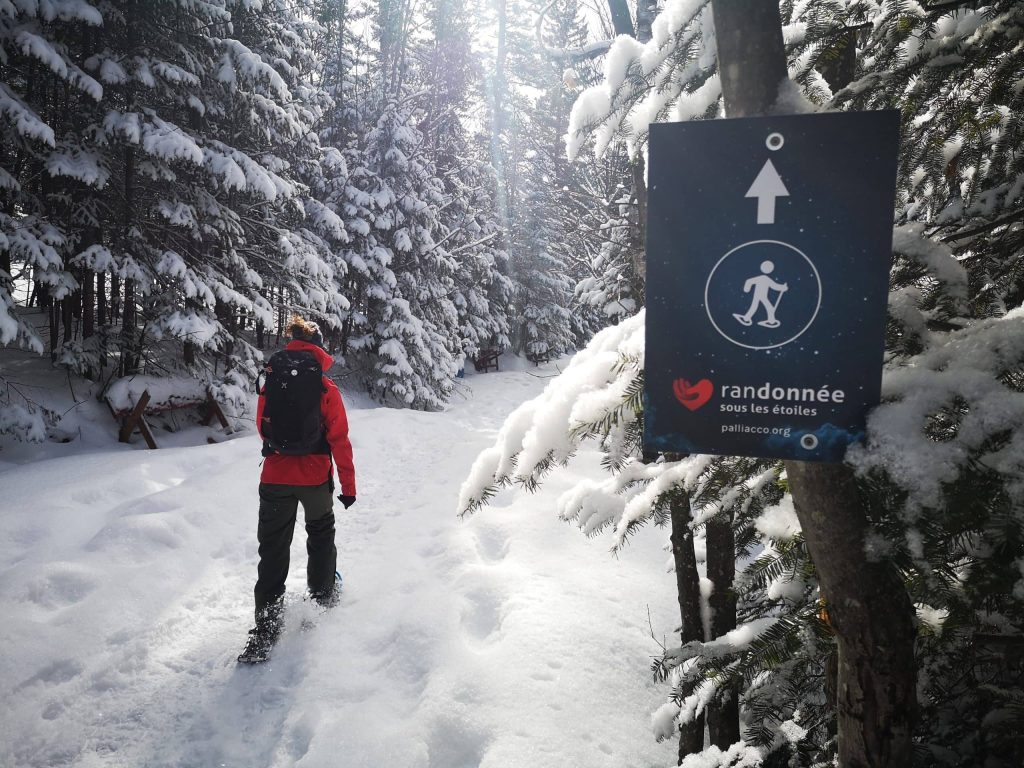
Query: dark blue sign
644,111,900,462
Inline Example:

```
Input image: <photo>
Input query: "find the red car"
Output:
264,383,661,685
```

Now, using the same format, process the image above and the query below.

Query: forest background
3,0,1024,766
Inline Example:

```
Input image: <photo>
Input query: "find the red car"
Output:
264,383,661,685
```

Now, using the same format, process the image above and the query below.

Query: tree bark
62,288,74,345
709,3,918,764
669,492,706,760
0,234,10,280
785,462,916,768
630,155,648,282
635,0,656,43
705,513,740,748
111,274,121,323
710,2,788,119
120,279,138,375
606,0,633,37
48,297,59,362
96,271,107,328
82,268,94,341
629,0,652,282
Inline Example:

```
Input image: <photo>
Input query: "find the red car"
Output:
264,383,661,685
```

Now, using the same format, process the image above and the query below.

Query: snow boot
237,626,277,664
310,571,343,611
301,572,343,631
238,602,283,664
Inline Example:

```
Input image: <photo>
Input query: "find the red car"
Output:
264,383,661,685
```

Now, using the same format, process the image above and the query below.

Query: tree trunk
606,0,633,36
276,285,284,343
62,289,74,346
786,462,916,767
120,279,138,375
628,0,651,282
97,271,107,328
669,492,706,760
0,235,10,280
710,2,788,119
635,0,656,43
705,513,740,748
111,274,121,323
82,268,94,341
48,298,60,362
709,3,918,764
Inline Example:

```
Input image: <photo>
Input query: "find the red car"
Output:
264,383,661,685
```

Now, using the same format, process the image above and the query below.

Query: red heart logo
673,378,713,411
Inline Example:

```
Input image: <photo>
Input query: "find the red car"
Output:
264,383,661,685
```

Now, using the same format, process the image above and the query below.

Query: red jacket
257,341,356,496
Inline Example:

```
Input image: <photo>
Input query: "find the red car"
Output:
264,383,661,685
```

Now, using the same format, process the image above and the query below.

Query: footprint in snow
24,565,98,609
472,524,509,564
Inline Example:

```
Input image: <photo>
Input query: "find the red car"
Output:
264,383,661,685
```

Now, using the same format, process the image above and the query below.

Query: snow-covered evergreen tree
422,0,512,363
0,0,103,436
1,0,348,394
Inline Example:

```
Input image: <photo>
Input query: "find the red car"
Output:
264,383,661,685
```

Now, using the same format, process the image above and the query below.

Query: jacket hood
286,339,334,371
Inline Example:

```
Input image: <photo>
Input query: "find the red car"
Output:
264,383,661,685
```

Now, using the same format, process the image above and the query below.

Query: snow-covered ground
0,362,679,768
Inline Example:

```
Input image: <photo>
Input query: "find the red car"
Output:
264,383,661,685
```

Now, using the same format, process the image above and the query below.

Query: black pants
254,481,337,625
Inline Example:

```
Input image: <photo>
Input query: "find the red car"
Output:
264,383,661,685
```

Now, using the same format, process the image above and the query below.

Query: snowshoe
237,623,280,664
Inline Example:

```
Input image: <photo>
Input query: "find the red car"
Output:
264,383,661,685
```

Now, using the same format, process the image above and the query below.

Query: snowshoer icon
733,260,788,329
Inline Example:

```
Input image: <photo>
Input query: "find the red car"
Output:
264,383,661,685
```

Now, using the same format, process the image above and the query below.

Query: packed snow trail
0,369,679,768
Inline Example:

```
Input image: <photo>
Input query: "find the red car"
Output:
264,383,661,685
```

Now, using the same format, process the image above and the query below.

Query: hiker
240,315,356,662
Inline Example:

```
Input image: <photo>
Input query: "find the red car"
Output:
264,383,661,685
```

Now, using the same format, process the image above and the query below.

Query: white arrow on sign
745,159,790,225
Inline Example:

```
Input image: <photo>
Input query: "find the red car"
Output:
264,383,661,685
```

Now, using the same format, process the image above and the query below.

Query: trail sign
644,111,900,462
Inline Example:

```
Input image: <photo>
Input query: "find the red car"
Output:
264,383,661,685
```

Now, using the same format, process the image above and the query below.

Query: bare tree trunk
627,0,650,282
606,0,633,36
62,289,74,345
119,143,138,376
635,0,656,42
630,156,648,282
96,271,107,328
710,2,788,119
120,279,138,375
786,463,916,767
709,3,918,765
48,297,59,362
276,284,284,344
669,492,706,760
0,233,10,280
111,274,121,323
705,514,740,748
82,268,94,341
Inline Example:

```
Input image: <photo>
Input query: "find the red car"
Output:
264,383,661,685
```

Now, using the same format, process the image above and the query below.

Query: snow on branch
458,310,725,548
565,0,713,160
849,308,1024,511
535,1,613,62
458,311,646,515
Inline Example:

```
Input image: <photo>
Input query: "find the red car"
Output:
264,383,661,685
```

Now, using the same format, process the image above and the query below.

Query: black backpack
259,349,330,456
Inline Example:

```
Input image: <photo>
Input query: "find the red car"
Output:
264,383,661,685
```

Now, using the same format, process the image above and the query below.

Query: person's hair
289,314,320,340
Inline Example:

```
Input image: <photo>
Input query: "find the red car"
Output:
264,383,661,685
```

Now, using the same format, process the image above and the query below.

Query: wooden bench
526,348,553,365
473,349,500,372
106,388,228,449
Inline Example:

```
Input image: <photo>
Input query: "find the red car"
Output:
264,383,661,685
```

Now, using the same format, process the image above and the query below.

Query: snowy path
1,370,678,768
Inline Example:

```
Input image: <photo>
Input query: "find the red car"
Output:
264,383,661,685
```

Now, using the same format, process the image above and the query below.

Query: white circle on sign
704,239,822,351
766,132,784,151
800,433,819,450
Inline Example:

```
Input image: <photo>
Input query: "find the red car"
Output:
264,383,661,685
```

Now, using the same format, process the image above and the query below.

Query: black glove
337,494,356,509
